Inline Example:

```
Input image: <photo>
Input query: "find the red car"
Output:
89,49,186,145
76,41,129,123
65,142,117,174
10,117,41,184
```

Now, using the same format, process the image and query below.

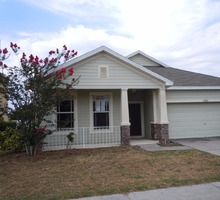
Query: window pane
57,113,74,128
93,96,109,112
59,100,73,112
94,113,109,128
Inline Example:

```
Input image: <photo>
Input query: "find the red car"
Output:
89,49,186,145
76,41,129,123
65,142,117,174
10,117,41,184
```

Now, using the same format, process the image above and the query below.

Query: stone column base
120,125,130,146
151,123,169,144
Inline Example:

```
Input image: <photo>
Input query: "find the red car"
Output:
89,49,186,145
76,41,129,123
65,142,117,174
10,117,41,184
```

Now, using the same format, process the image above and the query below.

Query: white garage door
168,103,220,139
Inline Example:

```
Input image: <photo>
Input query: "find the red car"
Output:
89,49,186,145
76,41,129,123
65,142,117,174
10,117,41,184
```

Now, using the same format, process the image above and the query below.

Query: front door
129,103,142,137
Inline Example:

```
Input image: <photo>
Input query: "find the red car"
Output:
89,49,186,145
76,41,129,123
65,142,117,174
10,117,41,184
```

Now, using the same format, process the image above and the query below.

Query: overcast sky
1,0,220,77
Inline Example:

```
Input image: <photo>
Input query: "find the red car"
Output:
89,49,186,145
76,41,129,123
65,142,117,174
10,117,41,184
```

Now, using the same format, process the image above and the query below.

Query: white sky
1,0,220,77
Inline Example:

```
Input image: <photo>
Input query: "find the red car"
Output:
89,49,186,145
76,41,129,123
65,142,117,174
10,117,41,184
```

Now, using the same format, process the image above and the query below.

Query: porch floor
130,139,159,146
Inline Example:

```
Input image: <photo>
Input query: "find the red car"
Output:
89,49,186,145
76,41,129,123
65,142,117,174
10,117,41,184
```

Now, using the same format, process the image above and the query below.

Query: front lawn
0,146,220,200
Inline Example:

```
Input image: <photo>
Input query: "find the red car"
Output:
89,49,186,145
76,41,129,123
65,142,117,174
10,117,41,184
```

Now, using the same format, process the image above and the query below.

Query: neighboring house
44,46,220,150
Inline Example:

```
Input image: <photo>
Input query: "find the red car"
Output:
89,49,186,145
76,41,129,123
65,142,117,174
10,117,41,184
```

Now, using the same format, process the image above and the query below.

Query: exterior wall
66,54,162,89
77,89,121,128
129,54,160,67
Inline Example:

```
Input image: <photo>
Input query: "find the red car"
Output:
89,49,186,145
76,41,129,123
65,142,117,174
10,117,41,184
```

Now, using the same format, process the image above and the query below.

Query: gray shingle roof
145,66,220,86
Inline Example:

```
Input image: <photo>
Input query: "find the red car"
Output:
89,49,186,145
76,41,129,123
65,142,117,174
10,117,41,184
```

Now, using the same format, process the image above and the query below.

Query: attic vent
98,65,109,79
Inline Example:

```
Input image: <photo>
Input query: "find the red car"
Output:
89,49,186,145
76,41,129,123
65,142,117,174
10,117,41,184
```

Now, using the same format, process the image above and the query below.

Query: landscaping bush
0,127,24,152
0,121,17,131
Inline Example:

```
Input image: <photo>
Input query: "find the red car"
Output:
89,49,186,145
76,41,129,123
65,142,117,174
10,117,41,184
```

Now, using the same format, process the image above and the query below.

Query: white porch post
121,88,130,126
158,88,169,124
120,88,130,146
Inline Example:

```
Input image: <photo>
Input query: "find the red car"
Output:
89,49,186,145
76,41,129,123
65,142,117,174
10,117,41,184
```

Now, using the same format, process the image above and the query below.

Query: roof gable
63,46,173,86
127,50,170,68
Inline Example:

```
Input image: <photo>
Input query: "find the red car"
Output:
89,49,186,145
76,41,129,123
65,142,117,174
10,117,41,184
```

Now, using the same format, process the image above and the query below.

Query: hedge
0,121,17,131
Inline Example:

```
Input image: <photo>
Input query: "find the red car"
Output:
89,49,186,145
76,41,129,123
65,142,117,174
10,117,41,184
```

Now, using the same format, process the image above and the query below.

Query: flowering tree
0,43,79,156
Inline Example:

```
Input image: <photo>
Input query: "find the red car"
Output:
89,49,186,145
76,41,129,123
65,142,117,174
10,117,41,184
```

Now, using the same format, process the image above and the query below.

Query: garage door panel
168,103,220,139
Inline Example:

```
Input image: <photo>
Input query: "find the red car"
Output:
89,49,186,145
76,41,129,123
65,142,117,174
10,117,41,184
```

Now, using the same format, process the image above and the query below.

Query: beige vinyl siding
77,90,90,127
166,90,220,103
112,90,121,126
129,54,160,66
66,54,162,89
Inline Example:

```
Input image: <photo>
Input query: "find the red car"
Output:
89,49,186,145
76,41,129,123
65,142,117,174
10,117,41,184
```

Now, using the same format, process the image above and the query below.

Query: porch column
151,88,169,144
120,88,130,146
159,88,168,124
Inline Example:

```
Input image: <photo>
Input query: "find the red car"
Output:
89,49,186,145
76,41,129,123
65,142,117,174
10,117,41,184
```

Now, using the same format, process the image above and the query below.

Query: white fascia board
126,50,171,68
167,86,220,90
62,46,173,86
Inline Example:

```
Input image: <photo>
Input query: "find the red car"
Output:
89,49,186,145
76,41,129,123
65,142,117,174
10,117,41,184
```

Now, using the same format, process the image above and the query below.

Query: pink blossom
57,73,63,79
40,126,46,132
49,50,55,55
63,45,67,50
44,57,49,64
3,48,8,54
29,54,34,62
60,68,66,73
68,68,74,76
22,53,26,59
3,64,7,68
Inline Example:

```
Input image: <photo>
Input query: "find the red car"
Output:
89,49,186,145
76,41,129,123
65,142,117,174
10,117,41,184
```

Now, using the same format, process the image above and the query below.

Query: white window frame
98,65,109,79
56,94,78,130
90,92,113,132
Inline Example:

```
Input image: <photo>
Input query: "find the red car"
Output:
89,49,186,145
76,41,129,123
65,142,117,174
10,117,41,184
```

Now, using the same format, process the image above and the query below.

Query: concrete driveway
175,137,220,156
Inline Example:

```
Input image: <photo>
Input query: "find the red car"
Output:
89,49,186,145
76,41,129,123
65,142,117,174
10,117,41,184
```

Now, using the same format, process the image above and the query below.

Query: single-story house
44,46,220,149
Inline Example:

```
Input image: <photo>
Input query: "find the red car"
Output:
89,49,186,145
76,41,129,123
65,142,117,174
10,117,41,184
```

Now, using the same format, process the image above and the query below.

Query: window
57,100,74,129
93,95,110,129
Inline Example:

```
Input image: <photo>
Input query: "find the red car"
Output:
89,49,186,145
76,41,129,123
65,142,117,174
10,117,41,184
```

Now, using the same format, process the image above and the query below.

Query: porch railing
43,126,121,151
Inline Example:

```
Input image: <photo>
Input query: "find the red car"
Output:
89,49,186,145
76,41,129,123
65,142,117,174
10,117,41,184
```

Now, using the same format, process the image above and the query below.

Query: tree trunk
25,143,37,156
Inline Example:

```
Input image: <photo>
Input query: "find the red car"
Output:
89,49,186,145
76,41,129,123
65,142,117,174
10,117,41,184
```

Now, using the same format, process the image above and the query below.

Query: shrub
0,121,17,131
0,127,24,152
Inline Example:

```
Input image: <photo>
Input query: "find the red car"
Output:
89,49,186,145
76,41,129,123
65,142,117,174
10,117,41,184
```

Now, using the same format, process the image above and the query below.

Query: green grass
0,146,220,200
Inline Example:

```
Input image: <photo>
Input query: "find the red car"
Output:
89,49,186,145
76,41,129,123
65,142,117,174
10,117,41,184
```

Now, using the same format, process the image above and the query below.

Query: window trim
98,65,109,79
90,92,113,132
56,94,78,130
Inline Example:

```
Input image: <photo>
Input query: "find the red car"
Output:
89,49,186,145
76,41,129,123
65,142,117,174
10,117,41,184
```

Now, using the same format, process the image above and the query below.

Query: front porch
44,87,169,150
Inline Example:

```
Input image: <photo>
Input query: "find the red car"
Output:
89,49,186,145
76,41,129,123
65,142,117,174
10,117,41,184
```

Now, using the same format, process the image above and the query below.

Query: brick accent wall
151,123,169,144
120,125,130,146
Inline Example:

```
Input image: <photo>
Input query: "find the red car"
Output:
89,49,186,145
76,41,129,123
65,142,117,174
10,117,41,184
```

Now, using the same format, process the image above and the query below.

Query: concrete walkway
70,182,220,200
175,137,220,156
